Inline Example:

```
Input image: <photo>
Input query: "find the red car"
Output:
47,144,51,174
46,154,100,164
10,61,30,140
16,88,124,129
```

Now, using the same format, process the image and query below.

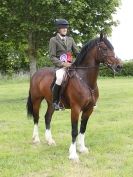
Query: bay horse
27,34,122,161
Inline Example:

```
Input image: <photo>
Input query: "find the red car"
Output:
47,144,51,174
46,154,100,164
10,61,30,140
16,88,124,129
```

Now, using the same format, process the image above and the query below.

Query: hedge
99,61,133,77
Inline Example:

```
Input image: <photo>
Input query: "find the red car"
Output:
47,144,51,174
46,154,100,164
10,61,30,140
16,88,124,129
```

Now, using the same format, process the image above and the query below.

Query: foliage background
0,0,122,76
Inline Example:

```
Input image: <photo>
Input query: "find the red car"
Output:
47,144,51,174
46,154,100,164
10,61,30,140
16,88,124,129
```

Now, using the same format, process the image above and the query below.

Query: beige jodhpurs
55,68,66,85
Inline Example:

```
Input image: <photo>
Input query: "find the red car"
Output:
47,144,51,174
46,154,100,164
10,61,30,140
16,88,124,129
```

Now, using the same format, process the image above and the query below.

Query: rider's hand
62,62,72,68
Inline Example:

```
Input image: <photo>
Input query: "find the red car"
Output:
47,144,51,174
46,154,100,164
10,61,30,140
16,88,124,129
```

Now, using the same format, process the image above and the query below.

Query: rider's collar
58,33,66,40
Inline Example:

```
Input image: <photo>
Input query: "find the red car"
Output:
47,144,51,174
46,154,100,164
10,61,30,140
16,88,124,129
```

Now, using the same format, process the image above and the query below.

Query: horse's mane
73,37,114,66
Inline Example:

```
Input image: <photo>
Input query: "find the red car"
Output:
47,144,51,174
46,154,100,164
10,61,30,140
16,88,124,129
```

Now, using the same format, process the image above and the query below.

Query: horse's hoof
69,153,79,162
47,139,56,146
77,146,89,154
32,137,40,144
94,105,97,109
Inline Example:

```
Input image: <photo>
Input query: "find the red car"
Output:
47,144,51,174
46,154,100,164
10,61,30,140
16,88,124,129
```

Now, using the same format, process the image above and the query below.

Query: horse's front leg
77,107,93,153
69,107,80,161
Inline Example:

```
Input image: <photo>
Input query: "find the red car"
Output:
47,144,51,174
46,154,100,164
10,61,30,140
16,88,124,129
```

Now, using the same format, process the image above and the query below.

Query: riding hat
55,19,69,29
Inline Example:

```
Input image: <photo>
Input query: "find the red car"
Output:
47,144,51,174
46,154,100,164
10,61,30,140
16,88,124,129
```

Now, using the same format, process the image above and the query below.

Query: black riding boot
52,84,62,110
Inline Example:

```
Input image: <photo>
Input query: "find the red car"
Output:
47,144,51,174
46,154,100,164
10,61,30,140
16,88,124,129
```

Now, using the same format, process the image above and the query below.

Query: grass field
0,77,133,177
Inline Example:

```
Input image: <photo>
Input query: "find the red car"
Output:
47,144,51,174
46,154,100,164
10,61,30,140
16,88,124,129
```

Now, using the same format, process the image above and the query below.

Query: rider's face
58,28,68,36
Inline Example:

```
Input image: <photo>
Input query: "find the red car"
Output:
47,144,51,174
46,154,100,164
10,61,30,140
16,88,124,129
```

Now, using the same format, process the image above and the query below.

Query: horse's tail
26,91,33,118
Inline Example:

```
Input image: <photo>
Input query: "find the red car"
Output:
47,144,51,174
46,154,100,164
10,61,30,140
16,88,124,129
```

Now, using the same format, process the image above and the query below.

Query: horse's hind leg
77,107,93,153
32,98,42,144
44,103,55,145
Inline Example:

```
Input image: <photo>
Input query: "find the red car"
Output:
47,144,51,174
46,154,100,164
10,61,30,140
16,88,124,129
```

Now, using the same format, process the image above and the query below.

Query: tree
0,0,121,77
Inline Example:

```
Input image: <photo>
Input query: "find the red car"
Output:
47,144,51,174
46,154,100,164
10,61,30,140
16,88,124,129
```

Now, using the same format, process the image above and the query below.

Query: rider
49,19,79,110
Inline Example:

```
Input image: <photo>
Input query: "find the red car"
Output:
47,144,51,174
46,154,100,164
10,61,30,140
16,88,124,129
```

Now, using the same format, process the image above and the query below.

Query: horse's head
96,33,123,72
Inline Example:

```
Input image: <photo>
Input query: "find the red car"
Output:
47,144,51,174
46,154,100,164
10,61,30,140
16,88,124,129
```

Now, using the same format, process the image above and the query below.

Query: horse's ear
100,32,103,41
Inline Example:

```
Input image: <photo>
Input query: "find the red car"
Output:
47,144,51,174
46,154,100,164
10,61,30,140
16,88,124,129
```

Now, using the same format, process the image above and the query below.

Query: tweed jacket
49,34,79,67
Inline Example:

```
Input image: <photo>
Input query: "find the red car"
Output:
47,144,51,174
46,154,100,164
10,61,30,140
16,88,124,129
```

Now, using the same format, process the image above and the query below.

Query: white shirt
58,33,66,41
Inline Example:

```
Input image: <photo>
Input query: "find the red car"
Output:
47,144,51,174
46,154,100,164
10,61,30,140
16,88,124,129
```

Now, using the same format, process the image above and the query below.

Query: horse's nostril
116,65,122,72
117,65,122,69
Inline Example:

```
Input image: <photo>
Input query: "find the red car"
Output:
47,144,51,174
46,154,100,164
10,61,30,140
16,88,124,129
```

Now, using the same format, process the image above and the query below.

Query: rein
69,65,99,70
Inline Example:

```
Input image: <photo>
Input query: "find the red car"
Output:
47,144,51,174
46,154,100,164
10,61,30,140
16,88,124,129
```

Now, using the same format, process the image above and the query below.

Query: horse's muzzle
115,64,123,72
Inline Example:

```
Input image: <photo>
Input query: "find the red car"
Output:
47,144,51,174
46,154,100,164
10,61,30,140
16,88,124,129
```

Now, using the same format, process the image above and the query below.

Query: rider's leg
52,68,66,110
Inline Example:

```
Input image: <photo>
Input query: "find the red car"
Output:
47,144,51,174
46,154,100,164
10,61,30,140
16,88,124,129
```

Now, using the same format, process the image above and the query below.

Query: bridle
96,41,118,71
69,41,117,70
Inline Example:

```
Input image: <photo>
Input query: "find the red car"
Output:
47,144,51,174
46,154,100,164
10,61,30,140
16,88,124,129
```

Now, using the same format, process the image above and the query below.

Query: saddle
51,68,74,91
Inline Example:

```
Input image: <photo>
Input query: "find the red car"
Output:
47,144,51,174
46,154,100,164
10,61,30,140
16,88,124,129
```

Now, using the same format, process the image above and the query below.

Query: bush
37,50,53,69
0,42,29,76
119,61,133,76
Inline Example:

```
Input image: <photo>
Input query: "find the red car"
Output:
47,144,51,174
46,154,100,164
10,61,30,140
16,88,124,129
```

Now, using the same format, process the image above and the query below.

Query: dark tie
62,38,66,45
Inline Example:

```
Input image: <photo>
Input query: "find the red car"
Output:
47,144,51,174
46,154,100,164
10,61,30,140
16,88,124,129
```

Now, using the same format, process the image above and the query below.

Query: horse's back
30,67,56,100
32,67,55,80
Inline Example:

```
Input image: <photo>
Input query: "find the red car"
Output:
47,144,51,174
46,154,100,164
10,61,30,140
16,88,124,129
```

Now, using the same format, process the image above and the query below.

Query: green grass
0,77,133,177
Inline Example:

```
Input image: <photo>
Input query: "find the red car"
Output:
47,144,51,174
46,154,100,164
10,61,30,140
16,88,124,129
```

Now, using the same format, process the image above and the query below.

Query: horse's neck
77,62,99,90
